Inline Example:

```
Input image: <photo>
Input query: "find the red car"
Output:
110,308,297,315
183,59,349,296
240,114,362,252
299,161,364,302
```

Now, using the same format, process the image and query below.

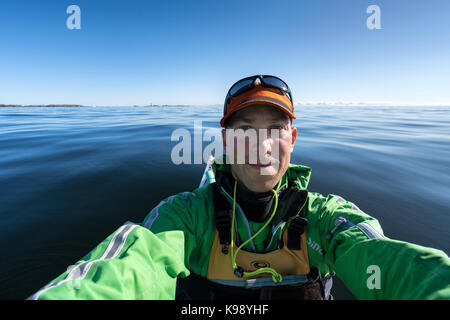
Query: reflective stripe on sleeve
356,222,384,239
327,217,384,241
28,223,138,300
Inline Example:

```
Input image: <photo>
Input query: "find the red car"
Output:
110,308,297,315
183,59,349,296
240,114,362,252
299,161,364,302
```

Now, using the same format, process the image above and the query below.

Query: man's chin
243,165,280,192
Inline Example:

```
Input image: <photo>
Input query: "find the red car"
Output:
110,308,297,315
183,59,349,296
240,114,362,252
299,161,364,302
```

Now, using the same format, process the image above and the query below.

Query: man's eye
238,126,251,131
270,125,282,130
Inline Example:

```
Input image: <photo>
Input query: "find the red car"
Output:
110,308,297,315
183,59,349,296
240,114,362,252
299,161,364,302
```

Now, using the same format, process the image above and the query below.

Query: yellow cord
230,180,283,283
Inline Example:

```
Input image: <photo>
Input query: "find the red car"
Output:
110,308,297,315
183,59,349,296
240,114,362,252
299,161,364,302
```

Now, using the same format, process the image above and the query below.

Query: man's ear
290,126,298,152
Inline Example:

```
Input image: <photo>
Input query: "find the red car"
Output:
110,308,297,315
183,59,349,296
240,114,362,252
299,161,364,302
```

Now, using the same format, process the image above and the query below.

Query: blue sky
0,0,449,106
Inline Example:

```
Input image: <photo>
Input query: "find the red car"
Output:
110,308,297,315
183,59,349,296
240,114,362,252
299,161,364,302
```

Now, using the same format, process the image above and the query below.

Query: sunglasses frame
223,75,293,115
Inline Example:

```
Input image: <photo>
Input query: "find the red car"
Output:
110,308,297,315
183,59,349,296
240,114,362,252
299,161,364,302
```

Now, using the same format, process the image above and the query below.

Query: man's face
221,104,297,193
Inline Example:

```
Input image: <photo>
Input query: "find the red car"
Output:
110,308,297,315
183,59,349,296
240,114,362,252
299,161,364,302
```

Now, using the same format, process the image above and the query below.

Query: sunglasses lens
224,76,293,116
263,76,289,92
228,79,254,97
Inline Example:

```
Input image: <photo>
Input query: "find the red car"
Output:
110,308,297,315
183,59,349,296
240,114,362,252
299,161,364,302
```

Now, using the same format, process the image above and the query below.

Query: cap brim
220,98,296,127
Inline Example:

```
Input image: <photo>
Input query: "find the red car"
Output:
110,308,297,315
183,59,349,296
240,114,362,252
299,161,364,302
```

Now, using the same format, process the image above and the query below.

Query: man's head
221,75,297,193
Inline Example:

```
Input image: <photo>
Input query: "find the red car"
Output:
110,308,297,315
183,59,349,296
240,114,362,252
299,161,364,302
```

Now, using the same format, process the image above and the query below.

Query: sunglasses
223,75,293,115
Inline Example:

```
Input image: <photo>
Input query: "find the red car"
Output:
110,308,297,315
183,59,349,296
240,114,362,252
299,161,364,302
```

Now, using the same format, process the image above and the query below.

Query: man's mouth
248,162,272,169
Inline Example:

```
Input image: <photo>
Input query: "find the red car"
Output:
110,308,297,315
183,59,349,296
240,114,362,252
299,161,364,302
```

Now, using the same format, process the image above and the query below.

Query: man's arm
28,188,211,300
28,223,189,299
318,194,450,299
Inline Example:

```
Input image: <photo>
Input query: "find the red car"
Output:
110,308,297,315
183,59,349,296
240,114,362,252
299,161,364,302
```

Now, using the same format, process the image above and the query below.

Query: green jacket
29,160,450,300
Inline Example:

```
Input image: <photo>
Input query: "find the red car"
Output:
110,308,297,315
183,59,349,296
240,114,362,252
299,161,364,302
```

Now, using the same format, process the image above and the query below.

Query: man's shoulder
306,192,371,217
307,192,370,214
305,191,384,238
166,183,214,204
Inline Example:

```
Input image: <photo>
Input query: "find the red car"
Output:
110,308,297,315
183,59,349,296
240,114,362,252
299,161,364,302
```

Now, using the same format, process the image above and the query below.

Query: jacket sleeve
318,194,450,300
28,188,210,300
28,223,189,300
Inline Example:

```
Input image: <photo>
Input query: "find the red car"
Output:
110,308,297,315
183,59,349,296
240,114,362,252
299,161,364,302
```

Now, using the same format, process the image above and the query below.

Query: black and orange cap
220,84,295,127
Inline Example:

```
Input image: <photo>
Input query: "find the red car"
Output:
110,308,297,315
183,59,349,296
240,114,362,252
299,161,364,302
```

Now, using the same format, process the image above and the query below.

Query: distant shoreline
0,104,201,108
1,104,449,108
0,104,85,107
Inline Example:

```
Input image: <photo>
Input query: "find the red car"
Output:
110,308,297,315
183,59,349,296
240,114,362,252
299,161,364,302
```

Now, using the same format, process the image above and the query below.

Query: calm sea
0,105,449,299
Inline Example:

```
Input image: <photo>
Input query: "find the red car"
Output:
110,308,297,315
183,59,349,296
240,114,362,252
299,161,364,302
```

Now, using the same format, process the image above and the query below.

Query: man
29,75,450,300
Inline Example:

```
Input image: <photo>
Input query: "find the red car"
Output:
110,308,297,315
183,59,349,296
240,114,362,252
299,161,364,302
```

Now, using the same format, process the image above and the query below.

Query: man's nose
260,136,272,154
256,129,272,155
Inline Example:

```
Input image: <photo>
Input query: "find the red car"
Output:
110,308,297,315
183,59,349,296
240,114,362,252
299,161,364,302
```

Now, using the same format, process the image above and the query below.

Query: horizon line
2,102,450,108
